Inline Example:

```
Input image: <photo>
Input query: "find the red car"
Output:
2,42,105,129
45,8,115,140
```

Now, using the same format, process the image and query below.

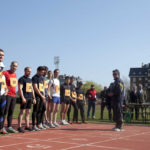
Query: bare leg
18,109,25,128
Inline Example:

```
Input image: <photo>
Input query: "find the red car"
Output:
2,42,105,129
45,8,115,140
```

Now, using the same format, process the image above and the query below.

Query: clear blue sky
0,0,150,86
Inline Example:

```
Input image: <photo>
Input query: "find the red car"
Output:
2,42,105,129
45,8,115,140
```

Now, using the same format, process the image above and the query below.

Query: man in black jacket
109,69,124,132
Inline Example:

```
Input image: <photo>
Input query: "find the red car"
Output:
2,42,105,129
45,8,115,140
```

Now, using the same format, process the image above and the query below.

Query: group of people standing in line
0,48,128,134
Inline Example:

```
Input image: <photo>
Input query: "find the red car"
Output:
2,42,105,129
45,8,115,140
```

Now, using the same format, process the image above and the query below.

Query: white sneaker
7,127,18,133
49,123,55,128
64,120,70,125
38,124,46,130
43,124,49,129
53,122,61,127
32,126,41,131
61,120,67,125
114,128,121,132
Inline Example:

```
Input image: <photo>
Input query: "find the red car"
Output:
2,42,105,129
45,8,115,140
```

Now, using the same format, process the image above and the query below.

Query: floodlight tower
54,56,60,69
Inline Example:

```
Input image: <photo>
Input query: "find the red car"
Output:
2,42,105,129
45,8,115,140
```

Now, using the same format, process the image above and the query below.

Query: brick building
129,63,150,101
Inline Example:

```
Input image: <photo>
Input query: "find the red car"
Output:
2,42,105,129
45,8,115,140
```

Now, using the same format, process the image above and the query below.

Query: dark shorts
61,98,70,105
20,98,33,110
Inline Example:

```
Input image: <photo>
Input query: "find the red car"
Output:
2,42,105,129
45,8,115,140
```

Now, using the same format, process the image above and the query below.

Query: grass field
12,104,150,125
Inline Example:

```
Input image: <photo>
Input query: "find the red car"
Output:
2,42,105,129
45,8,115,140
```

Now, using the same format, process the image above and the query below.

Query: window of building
145,78,148,81
133,78,136,82
139,77,142,81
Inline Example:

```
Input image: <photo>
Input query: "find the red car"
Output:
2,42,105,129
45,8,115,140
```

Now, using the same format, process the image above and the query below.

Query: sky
0,0,150,87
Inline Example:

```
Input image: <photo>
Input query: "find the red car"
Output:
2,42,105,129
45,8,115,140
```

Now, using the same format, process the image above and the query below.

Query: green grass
12,104,150,125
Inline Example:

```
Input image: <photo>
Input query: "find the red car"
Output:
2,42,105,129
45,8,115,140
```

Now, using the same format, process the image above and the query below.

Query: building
129,63,150,101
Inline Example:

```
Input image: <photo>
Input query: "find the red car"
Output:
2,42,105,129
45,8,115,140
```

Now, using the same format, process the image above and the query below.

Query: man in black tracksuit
67,76,78,123
109,69,124,131
76,82,86,123
100,86,112,120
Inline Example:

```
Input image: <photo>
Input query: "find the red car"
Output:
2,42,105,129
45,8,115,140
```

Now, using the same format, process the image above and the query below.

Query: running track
0,121,150,150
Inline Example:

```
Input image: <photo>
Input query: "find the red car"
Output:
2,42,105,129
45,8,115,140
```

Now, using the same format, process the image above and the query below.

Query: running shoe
49,123,55,128
0,127,8,134
18,127,25,133
32,126,41,131
7,127,18,133
53,122,61,127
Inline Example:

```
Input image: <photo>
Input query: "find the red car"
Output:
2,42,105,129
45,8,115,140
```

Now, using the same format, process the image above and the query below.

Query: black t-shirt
70,84,77,99
76,87,84,101
32,74,44,97
18,76,33,99
60,83,71,101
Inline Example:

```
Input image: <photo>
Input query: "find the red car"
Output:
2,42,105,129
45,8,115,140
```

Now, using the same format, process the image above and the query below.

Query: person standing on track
86,85,97,120
3,61,18,133
42,66,49,129
0,49,8,134
46,70,53,126
67,76,79,124
60,76,72,125
17,67,36,133
49,69,61,128
108,69,124,132
32,66,46,131
76,82,87,124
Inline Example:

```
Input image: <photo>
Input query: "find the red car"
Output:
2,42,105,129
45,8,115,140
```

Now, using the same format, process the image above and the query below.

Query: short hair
43,66,48,71
48,70,52,73
24,67,31,71
11,61,18,66
37,66,45,72
0,49,4,53
113,69,120,76
54,69,59,73
70,76,75,79
65,76,70,80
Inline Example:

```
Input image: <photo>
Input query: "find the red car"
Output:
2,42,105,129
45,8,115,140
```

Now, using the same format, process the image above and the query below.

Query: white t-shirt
0,74,6,96
50,78,60,97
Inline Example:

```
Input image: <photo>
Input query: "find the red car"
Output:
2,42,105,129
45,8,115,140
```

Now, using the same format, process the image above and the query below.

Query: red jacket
86,89,97,101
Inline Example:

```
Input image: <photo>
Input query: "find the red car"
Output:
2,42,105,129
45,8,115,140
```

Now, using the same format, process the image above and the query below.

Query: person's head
10,61,18,72
37,66,45,76
113,69,120,79
104,86,107,90
65,76,70,85
70,76,75,84
48,70,53,79
91,84,95,90
139,84,143,90
43,66,48,77
78,81,83,88
132,85,137,91
0,49,4,62
54,69,59,78
24,67,32,77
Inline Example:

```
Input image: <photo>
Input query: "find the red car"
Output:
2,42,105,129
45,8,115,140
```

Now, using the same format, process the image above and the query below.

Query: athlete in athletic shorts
49,69,60,128
0,49,8,134
3,61,18,133
67,76,79,124
76,82,87,124
60,76,72,125
46,70,53,126
42,66,49,128
32,66,46,131
18,67,36,133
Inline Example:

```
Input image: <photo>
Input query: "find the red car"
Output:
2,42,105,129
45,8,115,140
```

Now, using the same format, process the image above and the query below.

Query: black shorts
20,98,33,110
61,99,70,105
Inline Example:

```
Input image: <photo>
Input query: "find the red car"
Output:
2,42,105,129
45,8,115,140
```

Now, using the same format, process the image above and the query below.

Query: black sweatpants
0,96,6,130
67,101,78,122
112,102,123,129
32,97,46,126
77,100,85,122
4,96,16,127
101,102,112,120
